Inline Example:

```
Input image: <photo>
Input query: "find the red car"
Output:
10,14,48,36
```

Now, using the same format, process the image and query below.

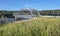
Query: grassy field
0,17,60,36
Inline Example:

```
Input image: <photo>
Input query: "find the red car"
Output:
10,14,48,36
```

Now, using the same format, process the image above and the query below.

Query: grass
0,17,60,36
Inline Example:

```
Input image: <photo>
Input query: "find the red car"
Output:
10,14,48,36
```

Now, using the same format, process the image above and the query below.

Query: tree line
0,9,60,18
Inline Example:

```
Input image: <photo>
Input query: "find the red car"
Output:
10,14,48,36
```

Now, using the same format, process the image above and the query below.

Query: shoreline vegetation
0,9,60,18
0,17,60,36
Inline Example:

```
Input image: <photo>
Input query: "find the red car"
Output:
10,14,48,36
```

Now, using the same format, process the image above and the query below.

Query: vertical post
53,10,54,15
46,11,48,16
53,10,56,18
38,12,41,17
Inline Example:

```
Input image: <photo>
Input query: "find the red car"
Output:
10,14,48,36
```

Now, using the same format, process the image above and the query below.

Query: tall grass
0,17,60,36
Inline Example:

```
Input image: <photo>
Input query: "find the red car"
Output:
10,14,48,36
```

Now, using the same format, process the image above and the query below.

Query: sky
0,0,60,10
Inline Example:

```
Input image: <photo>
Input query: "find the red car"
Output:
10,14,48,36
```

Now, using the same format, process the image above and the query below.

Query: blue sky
0,0,60,10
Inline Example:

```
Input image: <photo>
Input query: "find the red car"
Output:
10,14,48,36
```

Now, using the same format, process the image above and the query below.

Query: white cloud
24,3,39,7
24,4,33,7
20,2,28,5
20,1,39,8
